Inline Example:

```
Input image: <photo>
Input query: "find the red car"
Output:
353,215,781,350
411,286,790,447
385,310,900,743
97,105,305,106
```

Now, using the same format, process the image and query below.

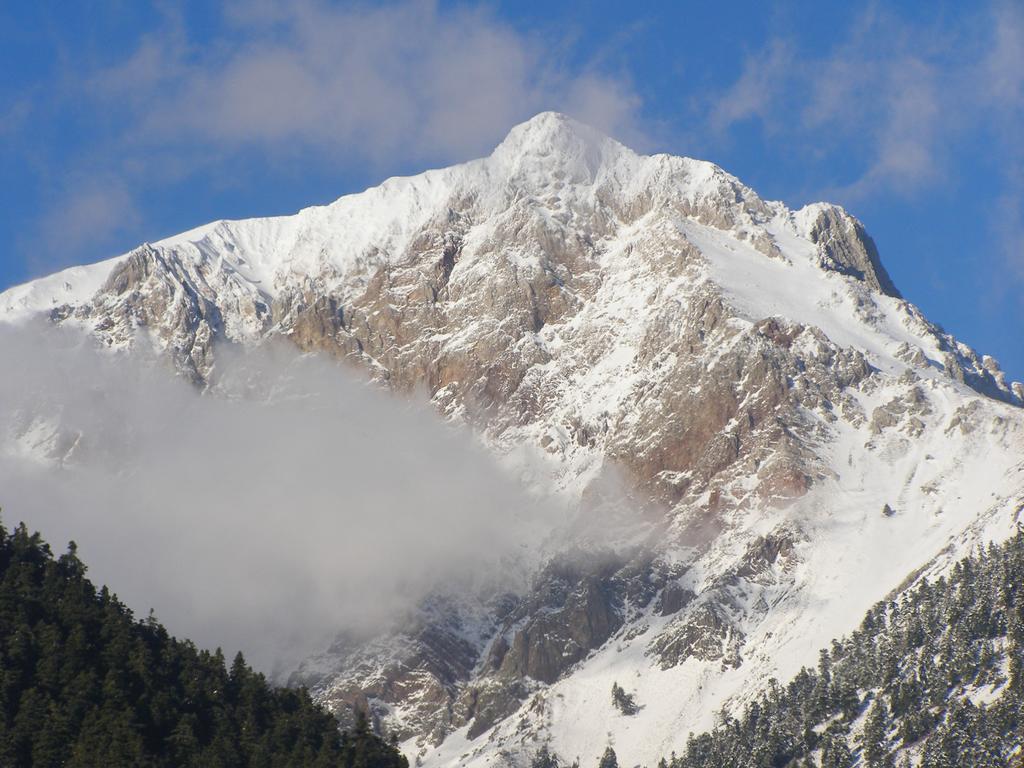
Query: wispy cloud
983,2,1024,111
981,2,1024,284
89,0,645,165
20,180,141,277
0,99,31,136
709,39,794,133
42,182,139,250
992,187,1024,284
705,5,1021,198
839,55,941,197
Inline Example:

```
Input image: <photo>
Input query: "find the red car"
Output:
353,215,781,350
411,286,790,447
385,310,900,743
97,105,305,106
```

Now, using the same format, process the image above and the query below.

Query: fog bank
0,324,560,676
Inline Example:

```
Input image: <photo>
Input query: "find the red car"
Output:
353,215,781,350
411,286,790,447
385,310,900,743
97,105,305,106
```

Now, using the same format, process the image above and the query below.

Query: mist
0,323,562,677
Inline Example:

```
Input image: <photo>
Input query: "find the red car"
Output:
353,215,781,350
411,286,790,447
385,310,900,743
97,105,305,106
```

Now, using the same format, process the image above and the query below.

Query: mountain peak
491,111,633,183
497,111,595,145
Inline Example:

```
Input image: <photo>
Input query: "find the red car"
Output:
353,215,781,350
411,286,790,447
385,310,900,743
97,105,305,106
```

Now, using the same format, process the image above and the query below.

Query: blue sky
1,1,1021,380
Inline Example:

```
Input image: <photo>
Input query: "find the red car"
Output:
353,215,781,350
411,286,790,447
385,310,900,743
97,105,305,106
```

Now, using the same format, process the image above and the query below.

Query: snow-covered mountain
2,112,1023,767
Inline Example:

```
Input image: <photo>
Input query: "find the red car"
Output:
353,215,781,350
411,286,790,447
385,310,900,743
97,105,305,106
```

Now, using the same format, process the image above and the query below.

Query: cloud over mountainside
0,323,559,677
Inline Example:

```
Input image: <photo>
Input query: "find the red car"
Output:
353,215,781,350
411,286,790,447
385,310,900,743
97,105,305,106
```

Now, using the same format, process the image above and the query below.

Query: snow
690,214,932,381
0,256,126,321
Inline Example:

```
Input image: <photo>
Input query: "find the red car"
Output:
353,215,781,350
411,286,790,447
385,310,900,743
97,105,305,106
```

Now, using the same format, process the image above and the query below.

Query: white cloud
992,189,1024,283
90,0,645,165
0,99,31,136
709,40,794,133
0,324,563,676
22,181,142,276
984,2,1024,111
841,56,942,197
980,3,1024,286
705,6,988,199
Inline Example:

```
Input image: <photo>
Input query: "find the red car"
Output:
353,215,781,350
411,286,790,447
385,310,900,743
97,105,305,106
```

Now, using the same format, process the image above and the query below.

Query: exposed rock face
493,563,623,685
460,553,632,738
649,603,742,669
295,595,512,746
51,244,272,382
3,112,1024,767
803,204,901,298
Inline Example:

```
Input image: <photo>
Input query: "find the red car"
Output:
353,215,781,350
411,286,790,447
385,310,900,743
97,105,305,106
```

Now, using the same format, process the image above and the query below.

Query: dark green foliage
665,532,1024,768
819,728,852,768
597,745,618,768
860,698,893,768
531,743,562,768
0,520,408,768
339,709,407,768
611,681,639,715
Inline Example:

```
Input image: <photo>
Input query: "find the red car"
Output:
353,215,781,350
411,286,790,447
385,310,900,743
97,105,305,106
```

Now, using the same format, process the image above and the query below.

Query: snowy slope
0,257,127,320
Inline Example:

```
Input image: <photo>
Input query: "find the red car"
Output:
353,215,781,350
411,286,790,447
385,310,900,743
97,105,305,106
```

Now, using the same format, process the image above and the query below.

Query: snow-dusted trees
860,698,894,768
531,744,562,768
819,728,853,768
662,531,1024,768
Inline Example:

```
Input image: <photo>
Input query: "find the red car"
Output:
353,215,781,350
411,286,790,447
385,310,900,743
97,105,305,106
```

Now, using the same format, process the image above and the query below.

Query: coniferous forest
0,519,408,768
6,512,1024,768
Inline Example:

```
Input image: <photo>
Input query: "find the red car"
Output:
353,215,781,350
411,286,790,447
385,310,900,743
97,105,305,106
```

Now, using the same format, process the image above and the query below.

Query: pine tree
611,682,639,715
819,730,852,768
532,744,561,768
861,697,893,768
597,745,619,768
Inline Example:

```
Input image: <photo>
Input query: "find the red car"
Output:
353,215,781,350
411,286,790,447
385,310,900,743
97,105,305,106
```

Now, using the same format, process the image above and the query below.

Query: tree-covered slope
666,532,1024,768
0,519,408,768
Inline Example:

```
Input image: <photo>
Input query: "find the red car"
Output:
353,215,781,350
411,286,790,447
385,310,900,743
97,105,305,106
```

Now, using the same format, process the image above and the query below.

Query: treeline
535,531,1024,768
0,520,408,768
